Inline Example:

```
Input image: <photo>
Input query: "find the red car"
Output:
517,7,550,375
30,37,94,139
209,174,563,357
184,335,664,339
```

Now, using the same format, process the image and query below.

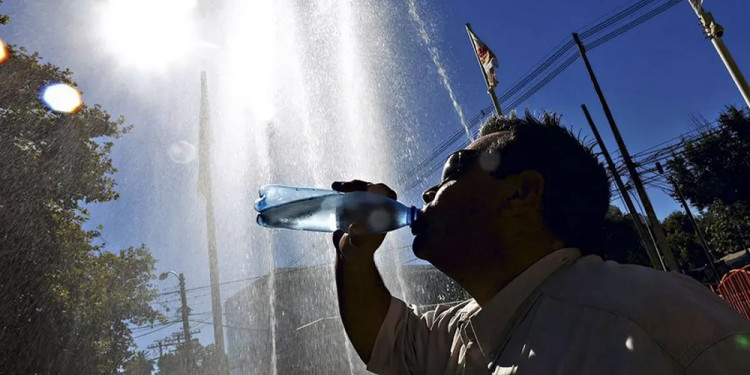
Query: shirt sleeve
684,333,750,374
366,296,436,375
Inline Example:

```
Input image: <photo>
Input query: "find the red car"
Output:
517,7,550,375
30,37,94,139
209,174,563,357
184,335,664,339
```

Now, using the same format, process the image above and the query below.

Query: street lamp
158,270,179,281
159,271,192,368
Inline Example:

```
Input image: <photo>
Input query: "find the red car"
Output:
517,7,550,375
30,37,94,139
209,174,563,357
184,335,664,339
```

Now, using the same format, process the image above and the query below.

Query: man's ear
499,170,544,216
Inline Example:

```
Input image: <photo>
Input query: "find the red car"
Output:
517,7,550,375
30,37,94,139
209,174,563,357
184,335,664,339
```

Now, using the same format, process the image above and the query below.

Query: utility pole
687,0,750,107
178,273,192,353
573,33,680,272
159,271,195,372
581,104,663,269
148,329,201,363
655,161,720,282
147,340,164,360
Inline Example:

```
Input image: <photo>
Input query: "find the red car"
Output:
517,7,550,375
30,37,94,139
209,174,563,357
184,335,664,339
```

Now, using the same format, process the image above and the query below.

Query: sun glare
223,1,277,123
41,83,83,113
0,38,8,64
98,0,198,70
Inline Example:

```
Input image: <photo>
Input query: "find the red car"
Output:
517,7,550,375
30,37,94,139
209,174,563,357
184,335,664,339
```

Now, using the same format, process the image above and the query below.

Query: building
224,263,466,374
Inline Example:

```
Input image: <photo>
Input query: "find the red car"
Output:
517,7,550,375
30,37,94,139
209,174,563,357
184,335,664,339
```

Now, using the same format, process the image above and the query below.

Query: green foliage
664,106,750,259
157,342,228,375
699,201,750,256
124,351,155,375
1,0,9,25
0,45,162,373
600,206,651,267
661,211,709,270
667,106,750,210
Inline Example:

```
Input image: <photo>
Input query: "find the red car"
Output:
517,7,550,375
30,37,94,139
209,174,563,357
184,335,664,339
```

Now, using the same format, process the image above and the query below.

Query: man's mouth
410,211,429,236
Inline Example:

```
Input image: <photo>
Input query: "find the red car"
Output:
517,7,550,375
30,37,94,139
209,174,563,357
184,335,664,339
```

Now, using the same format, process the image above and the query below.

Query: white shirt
367,248,750,374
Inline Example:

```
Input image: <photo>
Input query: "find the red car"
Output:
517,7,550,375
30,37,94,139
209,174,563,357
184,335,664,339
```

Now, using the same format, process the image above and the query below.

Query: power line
579,0,658,39
156,274,271,298
133,321,181,339
158,290,213,305
505,52,580,111
499,39,576,105
131,321,178,333
398,0,683,194
587,0,682,50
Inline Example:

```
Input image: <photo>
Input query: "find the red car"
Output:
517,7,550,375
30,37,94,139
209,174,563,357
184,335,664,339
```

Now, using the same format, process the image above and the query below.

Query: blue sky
2,0,749,354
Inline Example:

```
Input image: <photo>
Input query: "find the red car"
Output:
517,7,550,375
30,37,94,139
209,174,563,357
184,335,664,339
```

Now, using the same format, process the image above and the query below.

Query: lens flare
736,334,750,349
0,38,8,64
41,83,83,113
97,0,198,70
168,141,197,164
625,336,634,352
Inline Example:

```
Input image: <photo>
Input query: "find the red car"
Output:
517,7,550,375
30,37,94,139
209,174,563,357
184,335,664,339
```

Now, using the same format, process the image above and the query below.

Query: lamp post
687,0,750,107
159,271,192,371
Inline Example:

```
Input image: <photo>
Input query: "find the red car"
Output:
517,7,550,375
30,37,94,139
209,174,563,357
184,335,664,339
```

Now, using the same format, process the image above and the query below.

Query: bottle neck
408,206,419,226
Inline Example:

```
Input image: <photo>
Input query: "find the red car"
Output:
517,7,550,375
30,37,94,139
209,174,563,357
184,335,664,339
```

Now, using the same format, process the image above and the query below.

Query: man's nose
422,186,437,204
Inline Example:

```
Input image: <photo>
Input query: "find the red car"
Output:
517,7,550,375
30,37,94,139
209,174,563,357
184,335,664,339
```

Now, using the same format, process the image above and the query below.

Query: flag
468,28,499,89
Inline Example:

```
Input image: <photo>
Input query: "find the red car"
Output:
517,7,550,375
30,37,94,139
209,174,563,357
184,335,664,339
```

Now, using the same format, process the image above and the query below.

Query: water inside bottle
256,189,415,233
257,195,340,232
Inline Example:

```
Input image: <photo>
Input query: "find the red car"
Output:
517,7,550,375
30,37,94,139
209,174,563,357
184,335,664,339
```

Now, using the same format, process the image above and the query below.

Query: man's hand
331,180,396,364
332,180,398,262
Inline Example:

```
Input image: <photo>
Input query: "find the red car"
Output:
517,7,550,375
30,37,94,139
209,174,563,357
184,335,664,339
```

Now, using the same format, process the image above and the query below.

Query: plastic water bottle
254,184,418,233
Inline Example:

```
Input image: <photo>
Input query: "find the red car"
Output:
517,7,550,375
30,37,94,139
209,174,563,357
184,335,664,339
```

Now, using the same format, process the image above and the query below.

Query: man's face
412,133,517,273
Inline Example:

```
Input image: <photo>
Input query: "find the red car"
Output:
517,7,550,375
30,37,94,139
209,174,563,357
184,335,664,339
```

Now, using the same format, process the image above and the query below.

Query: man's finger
348,222,369,236
332,180,369,192
333,230,345,249
368,183,397,200
333,230,345,257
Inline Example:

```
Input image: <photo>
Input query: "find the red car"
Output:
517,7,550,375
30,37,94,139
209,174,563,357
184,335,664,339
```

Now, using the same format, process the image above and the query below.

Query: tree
0,44,163,373
600,206,651,267
124,351,155,375
666,106,750,257
660,211,709,270
1,0,9,25
157,342,229,375
667,106,750,210
699,201,750,256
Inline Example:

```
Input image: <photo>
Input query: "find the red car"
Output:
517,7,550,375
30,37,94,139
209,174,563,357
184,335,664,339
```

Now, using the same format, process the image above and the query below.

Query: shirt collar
460,248,582,362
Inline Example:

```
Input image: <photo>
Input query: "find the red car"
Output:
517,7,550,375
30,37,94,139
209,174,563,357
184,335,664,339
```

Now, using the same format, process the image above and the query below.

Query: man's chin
412,235,430,260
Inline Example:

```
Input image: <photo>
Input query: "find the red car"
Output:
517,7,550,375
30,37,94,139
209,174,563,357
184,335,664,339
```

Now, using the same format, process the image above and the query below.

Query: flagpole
465,23,503,117
488,89,502,117
198,71,226,355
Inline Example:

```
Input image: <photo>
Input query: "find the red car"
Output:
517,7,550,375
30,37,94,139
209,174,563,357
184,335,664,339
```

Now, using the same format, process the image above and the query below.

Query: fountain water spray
406,0,473,142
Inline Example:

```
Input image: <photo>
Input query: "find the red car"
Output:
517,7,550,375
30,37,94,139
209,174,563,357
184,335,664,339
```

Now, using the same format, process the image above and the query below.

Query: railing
712,264,750,319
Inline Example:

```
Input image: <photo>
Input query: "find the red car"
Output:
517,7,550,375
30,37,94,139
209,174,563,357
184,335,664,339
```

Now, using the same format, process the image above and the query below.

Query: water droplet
41,83,82,113
167,140,197,164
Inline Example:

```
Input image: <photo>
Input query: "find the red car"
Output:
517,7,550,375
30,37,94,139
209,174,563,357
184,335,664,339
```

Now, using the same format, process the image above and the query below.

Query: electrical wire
398,0,684,194
133,321,180,339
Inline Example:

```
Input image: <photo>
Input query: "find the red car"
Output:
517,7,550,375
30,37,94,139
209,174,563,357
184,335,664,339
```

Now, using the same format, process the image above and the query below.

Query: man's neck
457,240,564,306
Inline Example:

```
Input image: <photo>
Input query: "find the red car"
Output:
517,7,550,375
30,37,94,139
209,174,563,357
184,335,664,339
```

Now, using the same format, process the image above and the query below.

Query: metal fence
711,264,750,319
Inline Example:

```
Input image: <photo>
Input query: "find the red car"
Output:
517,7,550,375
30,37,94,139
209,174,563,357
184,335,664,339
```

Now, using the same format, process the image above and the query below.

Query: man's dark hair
479,111,610,255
